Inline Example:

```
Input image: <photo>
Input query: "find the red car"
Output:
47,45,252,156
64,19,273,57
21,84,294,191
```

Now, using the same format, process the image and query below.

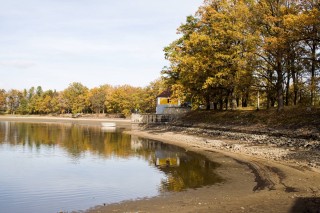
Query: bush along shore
142,108,320,169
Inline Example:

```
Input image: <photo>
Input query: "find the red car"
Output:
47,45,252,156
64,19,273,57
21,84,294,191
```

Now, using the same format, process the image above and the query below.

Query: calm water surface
0,122,223,213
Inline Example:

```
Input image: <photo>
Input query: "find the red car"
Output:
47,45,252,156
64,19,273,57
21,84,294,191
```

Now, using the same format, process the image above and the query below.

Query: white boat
101,122,116,127
101,126,116,132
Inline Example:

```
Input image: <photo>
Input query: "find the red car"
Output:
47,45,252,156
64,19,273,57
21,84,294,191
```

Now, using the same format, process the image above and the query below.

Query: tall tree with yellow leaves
163,0,258,110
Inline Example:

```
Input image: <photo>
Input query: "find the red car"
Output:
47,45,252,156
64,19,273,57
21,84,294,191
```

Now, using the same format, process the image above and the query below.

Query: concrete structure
131,113,175,124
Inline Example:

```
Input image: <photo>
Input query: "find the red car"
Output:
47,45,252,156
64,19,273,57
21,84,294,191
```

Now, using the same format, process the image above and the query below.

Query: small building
156,90,180,114
131,90,190,124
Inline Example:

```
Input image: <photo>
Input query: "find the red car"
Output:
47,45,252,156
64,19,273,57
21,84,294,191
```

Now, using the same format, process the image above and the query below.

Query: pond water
0,122,223,213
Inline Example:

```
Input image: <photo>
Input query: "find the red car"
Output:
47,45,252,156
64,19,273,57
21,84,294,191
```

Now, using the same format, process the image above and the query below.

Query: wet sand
1,116,319,212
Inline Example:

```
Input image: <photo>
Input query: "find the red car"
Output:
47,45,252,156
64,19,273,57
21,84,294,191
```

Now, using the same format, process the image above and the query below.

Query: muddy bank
88,127,320,213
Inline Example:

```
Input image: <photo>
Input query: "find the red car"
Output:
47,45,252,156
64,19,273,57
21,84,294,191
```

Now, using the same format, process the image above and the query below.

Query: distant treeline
0,80,165,117
163,0,320,111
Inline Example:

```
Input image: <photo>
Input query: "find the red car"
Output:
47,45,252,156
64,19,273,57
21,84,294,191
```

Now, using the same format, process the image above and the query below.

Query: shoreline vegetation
1,111,320,212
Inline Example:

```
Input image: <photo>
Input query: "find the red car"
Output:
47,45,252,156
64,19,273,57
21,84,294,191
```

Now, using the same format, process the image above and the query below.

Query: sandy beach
1,116,319,212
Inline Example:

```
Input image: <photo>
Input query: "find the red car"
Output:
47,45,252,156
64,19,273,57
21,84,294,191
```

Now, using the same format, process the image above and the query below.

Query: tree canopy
163,0,320,111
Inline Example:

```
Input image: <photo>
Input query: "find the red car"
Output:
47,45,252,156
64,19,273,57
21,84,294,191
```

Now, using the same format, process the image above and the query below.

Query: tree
6,89,22,114
163,0,258,110
252,0,294,111
284,1,320,105
163,0,319,110
62,82,89,114
0,89,6,112
35,90,59,114
88,87,106,115
106,85,143,117
56,92,69,114
36,86,43,96
140,78,166,113
17,89,29,114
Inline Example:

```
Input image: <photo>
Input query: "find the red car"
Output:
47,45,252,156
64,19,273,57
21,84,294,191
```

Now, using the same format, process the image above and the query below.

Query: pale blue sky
0,0,203,91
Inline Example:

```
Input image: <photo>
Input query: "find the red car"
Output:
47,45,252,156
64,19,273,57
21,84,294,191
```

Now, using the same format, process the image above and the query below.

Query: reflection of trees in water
0,122,134,159
0,122,223,192
158,156,223,192
132,137,224,192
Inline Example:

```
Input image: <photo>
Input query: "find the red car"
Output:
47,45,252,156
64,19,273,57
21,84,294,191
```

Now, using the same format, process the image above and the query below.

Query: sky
0,0,203,91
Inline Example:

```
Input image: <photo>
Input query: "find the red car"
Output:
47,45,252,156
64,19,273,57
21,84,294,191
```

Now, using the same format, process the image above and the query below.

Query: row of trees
163,0,320,111
0,80,165,117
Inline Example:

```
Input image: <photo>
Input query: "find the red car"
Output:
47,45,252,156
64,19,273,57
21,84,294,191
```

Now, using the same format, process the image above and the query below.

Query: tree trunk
242,92,249,107
276,79,284,111
242,98,247,107
257,91,260,110
230,90,237,110
285,70,290,106
310,40,316,106
292,65,298,105
205,94,210,110
219,98,223,111
213,102,218,110
276,60,284,111
266,71,273,109
225,92,230,111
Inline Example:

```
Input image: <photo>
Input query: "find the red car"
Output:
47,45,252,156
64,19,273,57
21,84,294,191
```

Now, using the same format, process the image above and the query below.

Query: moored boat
101,122,116,127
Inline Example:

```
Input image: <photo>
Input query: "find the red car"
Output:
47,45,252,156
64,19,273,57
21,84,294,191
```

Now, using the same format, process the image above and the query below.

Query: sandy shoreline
1,116,320,212
86,128,320,213
0,115,131,128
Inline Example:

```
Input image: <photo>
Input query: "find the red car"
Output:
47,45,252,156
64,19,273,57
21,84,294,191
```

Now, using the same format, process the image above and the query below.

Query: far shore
0,114,131,128
1,115,319,212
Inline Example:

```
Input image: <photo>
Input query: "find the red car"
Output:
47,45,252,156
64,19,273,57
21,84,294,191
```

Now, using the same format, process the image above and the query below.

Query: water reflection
131,136,223,192
0,122,133,160
0,122,223,192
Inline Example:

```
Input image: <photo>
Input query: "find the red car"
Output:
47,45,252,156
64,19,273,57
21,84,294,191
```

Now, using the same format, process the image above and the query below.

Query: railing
131,113,178,124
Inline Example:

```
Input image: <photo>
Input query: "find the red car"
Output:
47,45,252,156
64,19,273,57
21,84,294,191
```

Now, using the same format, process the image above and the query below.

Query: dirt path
88,129,320,213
